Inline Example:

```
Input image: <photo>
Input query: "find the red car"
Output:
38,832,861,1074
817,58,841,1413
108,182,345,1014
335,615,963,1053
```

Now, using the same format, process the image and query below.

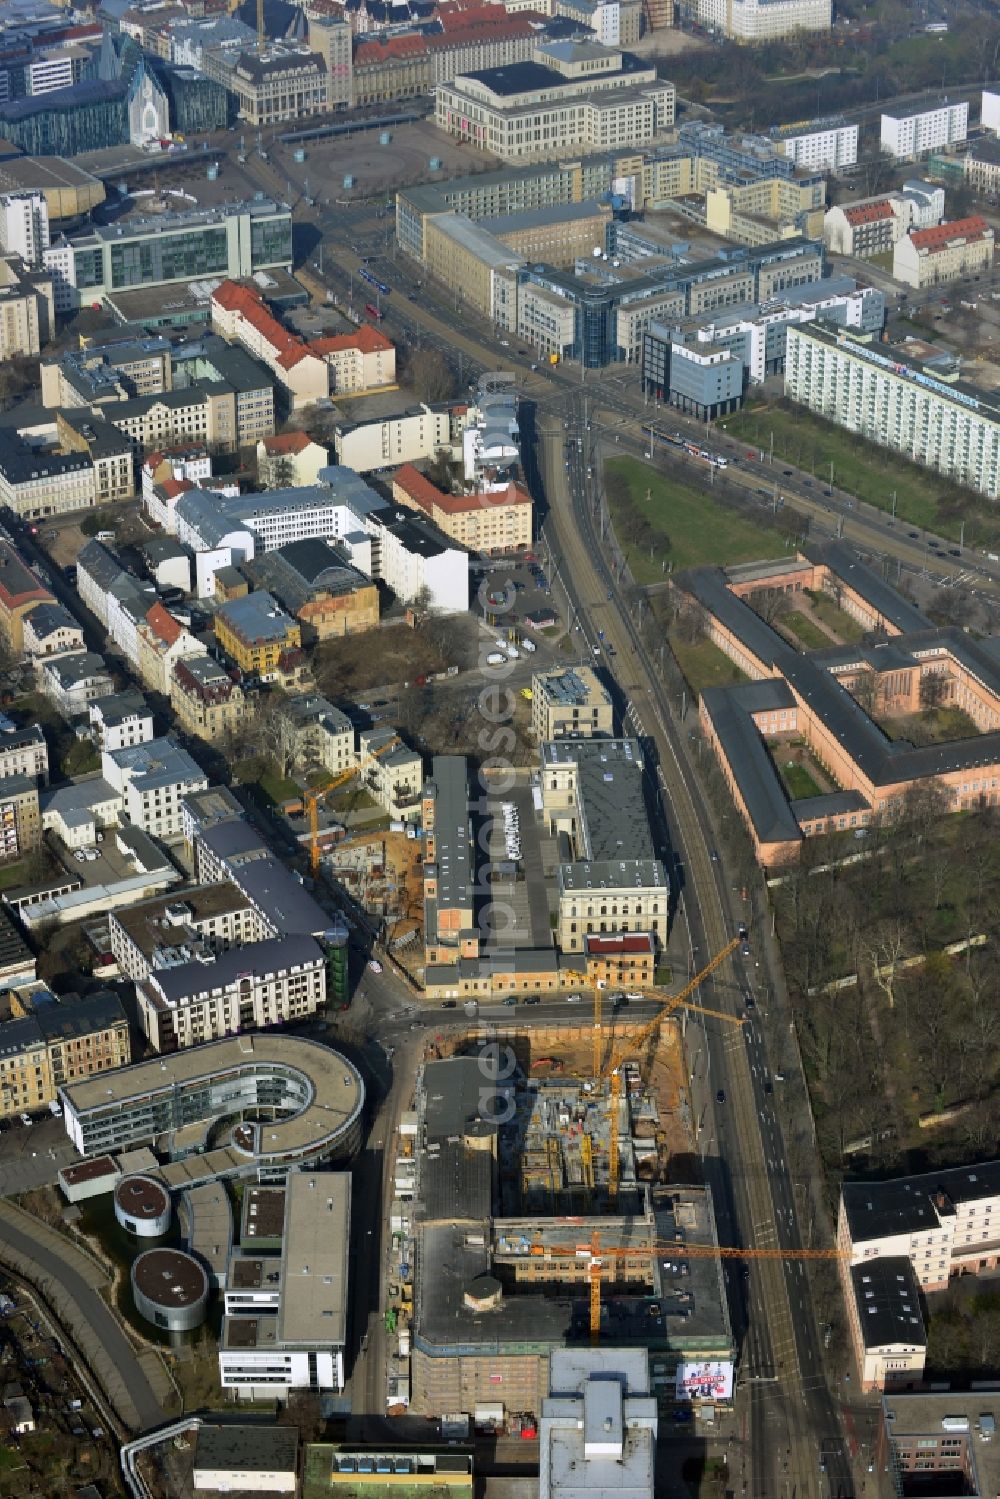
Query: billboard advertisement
674,1361,734,1402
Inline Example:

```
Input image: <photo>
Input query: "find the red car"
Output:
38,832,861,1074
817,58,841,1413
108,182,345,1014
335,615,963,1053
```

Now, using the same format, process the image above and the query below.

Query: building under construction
502,1077,640,1216
409,1054,733,1419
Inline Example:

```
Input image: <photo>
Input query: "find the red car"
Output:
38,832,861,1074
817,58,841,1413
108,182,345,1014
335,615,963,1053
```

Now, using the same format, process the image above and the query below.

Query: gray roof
215,590,297,645
25,602,79,641
35,991,125,1043
107,736,205,793
232,855,332,938
44,652,111,689
802,541,930,633
482,198,607,238
90,689,148,726
147,935,322,1005
78,539,124,591
850,1258,925,1350
40,775,118,818
195,1423,298,1478
425,755,471,912
699,684,802,848
789,789,868,819
244,538,368,615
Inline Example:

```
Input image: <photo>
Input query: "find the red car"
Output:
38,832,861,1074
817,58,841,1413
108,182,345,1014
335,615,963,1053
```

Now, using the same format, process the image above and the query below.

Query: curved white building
60,1033,365,1183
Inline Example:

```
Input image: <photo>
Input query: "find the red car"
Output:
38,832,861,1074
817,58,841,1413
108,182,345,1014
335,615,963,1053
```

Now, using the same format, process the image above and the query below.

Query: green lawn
671,637,749,696
234,757,302,807
805,590,866,644
727,405,1000,547
605,456,790,582
781,610,830,650
780,761,824,800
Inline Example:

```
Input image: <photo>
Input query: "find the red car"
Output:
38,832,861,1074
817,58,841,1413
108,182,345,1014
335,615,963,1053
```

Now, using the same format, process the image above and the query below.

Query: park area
726,403,1000,549
603,455,790,583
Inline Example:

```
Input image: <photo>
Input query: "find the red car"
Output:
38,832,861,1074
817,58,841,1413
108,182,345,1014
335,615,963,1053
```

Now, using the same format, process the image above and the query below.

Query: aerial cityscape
0,0,994,1496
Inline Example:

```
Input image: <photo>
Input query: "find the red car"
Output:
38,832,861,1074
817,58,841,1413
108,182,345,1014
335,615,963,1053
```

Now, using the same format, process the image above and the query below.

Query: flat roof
132,1246,207,1308
112,883,254,959
62,1032,365,1167
279,1172,350,1348
425,755,473,912
195,1423,298,1477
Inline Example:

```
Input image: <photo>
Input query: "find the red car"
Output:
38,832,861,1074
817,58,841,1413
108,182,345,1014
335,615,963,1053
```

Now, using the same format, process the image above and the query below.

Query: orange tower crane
304,736,400,878
592,938,742,1202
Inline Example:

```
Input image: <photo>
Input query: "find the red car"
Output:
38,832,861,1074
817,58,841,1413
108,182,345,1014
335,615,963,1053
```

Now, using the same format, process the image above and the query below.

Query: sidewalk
0,1200,172,1433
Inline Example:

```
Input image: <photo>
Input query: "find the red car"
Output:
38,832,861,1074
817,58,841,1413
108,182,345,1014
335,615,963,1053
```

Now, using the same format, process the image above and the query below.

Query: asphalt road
541,400,854,1499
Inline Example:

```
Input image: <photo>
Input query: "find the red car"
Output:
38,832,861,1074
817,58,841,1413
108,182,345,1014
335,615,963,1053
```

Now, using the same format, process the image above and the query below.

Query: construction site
398,960,741,1418
325,832,425,968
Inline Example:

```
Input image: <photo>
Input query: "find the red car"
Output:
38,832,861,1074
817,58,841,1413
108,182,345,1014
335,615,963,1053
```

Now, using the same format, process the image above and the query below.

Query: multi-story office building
307,17,352,108
695,0,830,39
136,934,326,1052
541,737,668,954
880,100,968,159
335,403,461,475
220,1172,350,1398
785,322,1000,501
42,199,292,314
0,989,130,1122
892,215,994,290
203,44,329,127
0,191,49,265
436,43,675,162
541,1351,657,1499
770,116,857,172
530,667,613,741
60,1034,365,1174
109,884,267,983
643,277,884,393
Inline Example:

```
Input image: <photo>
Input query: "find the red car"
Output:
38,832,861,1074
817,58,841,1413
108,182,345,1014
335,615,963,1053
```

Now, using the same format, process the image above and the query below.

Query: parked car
368,959,383,974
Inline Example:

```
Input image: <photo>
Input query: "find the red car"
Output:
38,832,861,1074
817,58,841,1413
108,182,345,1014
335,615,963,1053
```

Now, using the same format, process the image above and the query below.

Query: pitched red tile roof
354,33,427,63
910,215,991,252
584,933,654,955
394,464,530,516
844,200,893,226
160,477,195,499
310,324,393,356
263,431,313,454
145,602,183,646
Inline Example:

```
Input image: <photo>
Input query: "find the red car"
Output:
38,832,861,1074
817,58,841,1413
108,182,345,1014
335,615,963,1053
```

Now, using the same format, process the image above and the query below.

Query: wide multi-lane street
271,178,910,1492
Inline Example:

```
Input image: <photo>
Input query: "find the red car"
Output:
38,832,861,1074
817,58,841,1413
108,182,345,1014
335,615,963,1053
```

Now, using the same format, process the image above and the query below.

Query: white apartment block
785,322,1000,502
135,934,326,1052
0,192,49,265
983,89,1000,135
839,1162,1000,1293
772,118,857,172
357,727,423,822
0,724,47,784
88,694,155,754
880,100,968,159
101,737,208,841
699,0,830,40
334,404,457,474
892,215,994,290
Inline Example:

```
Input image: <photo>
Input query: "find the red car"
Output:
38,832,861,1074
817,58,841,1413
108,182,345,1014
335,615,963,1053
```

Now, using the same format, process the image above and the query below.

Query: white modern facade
697,0,830,39
785,322,1000,501
0,192,49,265
880,101,968,159
772,117,857,171
220,1172,350,1400
983,89,1000,135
